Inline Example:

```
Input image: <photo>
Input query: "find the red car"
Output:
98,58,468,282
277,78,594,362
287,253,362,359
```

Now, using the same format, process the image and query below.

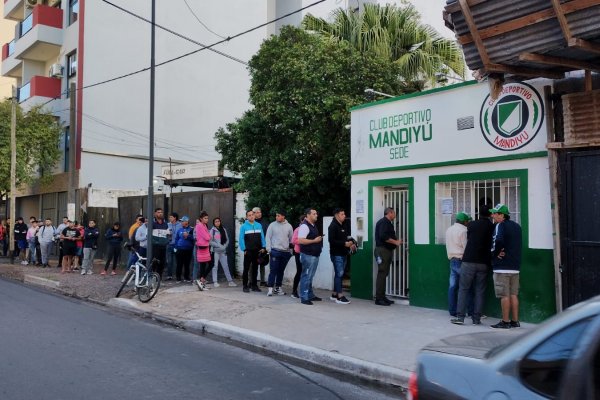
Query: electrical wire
182,0,228,40
38,0,327,108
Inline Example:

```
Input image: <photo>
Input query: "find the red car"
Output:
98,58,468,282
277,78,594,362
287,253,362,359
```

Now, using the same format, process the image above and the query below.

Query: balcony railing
18,81,31,102
18,76,61,103
8,39,15,56
20,12,33,37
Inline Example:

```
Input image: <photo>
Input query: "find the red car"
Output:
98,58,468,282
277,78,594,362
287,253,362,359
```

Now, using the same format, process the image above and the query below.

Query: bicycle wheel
137,272,161,303
115,269,135,298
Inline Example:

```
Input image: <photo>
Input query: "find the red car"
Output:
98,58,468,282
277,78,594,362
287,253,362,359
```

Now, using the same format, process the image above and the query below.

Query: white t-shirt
298,224,310,239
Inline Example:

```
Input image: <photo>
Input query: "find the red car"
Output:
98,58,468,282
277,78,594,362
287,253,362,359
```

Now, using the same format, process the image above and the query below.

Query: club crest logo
480,82,544,151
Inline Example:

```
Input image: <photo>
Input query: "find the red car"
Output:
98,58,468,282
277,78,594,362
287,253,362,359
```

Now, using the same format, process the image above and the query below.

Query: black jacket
375,217,397,250
462,218,494,265
328,218,350,256
14,222,27,241
491,219,522,271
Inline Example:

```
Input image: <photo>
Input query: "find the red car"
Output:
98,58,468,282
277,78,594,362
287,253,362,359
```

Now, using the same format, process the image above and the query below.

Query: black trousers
104,245,121,270
242,249,259,288
175,248,192,281
292,252,302,293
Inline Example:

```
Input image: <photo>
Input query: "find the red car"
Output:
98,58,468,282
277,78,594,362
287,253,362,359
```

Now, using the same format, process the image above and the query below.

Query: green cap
490,203,510,215
456,212,471,222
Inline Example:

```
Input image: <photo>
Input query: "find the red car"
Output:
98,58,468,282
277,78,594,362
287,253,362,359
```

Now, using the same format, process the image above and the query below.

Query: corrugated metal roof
563,89,600,145
445,0,600,78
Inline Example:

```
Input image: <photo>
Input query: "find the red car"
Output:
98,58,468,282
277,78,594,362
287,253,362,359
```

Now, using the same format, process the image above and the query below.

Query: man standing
451,206,494,325
489,204,522,329
445,212,471,316
253,207,270,286
151,208,169,278
239,209,266,293
374,208,403,306
328,208,354,304
82,220,99,275
56,216,69,267
166,212,181,281
265,210,293,297
298,208,323,305
14,217,28,265
37,218,56,268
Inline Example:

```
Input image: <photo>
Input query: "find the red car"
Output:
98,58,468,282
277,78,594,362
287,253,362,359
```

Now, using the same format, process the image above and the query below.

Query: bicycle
115,248,161,303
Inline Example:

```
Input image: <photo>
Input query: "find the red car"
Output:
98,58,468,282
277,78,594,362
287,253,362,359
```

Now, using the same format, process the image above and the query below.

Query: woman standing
102,222,123,275
194,211,211,290
210,217,236,287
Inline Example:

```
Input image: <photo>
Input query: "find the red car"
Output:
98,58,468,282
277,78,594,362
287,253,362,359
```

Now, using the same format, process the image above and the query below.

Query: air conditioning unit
49,63,63,78
25,0,42,9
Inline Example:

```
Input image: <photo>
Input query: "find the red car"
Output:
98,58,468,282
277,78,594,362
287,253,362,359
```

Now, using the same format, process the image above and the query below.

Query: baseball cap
181,216,189,222
489,203,510,215
455,212,471,222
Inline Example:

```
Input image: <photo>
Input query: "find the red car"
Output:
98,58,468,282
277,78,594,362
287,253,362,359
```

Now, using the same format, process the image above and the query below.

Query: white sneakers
267,287,287,297
228,281,237,287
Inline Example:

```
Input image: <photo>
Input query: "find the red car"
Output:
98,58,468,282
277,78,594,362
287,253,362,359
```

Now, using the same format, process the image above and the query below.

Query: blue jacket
168,221,182,245
239,220,265,252
491,219,522,271
105,228,123,246
83,227,99,248
174,226,195,250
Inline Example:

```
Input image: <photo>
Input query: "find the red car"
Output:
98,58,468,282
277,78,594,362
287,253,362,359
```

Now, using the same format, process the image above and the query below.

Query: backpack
128,226,140,250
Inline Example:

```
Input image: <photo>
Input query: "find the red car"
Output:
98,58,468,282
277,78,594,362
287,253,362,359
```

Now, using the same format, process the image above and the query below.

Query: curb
108,298,410,387
23,274,61,289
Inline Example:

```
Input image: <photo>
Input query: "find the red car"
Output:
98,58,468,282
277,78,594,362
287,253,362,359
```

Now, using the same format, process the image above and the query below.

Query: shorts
493,272,520,298
17,240,27,250
62,246,77,256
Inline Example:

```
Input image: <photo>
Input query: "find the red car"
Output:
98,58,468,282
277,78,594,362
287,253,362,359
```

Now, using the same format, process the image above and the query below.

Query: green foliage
215,26,405,218
302,2,465,86
0,100,62,195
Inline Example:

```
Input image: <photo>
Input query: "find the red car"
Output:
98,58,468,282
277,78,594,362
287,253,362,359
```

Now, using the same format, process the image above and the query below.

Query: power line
182,0,228,40
39,0,327,108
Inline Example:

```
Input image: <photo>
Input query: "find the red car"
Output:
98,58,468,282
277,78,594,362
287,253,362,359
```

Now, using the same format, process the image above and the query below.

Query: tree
215,26,405,219
0,101,62,195
302,2,465,86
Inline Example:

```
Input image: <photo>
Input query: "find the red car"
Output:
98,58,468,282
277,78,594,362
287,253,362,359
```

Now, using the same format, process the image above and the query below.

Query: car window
520,318,591,398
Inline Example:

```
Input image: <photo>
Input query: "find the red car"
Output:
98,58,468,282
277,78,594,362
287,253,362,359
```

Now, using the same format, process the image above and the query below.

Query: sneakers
301,300,313,305
213,282,220,288
243,286,250,293
491,320,512,329
228,281,237,287
336,296,350,304
310,296,322,301
100,270,107,275
86,271,93,275
375,299,390,306
80,270,86,275
267,287,273,297
111,271,117,276
196,279,204,291
290,292,299,299
20,261,28,265
450,317,464,325
165,276,173,281
275,287,286,296
330,293,337,301
510,320,520,328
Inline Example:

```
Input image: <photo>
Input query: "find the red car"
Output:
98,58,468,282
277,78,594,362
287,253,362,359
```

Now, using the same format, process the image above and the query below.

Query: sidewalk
0,257,533,388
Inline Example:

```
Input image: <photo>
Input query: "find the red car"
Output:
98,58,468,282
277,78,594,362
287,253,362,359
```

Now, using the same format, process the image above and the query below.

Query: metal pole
67,82,77,220
147,0,156,268
9,86,17,263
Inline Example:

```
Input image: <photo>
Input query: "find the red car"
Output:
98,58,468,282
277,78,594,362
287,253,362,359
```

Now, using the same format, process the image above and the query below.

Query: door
560,149,600,307
383,188,409,298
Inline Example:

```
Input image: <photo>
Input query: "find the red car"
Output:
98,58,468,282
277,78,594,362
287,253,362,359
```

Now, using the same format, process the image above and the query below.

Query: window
434,177,521,244
66,52,76,98
520,318,591,398
68,0,79,25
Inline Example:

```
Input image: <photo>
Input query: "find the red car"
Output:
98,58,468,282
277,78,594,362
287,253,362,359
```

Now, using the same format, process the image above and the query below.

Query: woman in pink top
290,215,305,299
194,211,211,290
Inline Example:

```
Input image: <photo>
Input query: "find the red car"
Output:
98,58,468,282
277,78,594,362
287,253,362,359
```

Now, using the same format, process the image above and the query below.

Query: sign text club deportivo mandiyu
480,82,544,151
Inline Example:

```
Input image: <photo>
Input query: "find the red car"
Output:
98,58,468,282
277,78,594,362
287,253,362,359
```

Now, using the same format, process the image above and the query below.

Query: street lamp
364,88,395,98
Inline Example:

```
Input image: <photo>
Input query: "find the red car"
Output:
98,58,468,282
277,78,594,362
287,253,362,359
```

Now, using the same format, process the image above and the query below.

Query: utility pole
67,82,76,221
9,86,17,264
147,0,156,267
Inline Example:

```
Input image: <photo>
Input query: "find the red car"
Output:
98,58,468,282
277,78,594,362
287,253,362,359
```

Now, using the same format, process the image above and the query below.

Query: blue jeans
127,251,138,269
330,255,346,294
448,258,474,316
28,241,37,264
299,253,319,302
166,244,176,278
267,249,292,287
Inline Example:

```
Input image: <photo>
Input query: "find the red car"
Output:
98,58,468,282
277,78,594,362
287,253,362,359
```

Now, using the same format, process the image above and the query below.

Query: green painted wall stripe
350,81,479,111
351,151,548,175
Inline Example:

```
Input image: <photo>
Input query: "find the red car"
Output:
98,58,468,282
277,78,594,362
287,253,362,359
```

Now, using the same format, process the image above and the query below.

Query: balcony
12,5,63,62
1,39,22,77
18,75,61,108
3,0,24,21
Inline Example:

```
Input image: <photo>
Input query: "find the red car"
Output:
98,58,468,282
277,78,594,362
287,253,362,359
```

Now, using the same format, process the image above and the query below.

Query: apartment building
1,0,370,220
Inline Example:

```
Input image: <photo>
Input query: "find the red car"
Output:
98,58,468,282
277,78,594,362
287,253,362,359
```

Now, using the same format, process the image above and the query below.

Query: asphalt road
0,278,404,400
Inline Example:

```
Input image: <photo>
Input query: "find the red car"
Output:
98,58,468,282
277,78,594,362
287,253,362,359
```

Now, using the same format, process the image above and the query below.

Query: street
0,278,404,400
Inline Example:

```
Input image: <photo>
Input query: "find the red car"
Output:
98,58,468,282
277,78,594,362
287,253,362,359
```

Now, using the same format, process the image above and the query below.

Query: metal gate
560,149,600,307
384,188,409,298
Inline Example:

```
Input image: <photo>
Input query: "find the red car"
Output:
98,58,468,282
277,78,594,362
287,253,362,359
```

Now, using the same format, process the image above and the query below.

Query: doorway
383,187,410,298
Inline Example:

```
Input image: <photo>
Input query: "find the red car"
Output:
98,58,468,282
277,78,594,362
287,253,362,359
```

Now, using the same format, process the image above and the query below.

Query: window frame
68,0,79,26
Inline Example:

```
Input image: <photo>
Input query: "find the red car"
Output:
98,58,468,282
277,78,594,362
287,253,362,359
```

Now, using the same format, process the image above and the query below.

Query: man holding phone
298,208,323,305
